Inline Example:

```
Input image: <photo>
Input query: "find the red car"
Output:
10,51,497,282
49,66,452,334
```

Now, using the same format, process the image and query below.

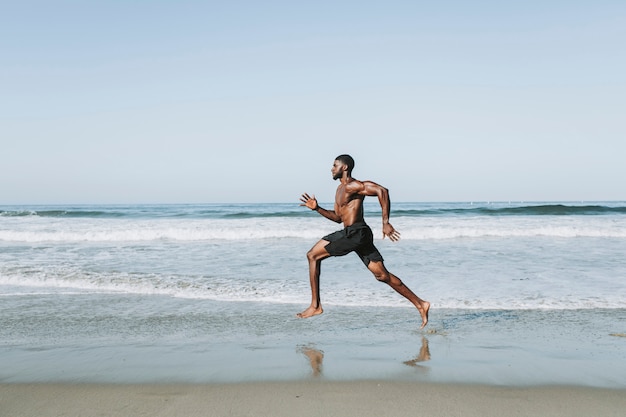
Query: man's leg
367,260,430,329
297,239,331,318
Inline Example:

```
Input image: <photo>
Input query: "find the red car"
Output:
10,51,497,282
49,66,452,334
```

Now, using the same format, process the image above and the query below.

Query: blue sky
2,1,625,204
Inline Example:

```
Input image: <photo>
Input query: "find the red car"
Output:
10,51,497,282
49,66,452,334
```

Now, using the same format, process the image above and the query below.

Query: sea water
1,202,626,385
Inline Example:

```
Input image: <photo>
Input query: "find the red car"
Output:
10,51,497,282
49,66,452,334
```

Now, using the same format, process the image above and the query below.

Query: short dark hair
335,154,355,173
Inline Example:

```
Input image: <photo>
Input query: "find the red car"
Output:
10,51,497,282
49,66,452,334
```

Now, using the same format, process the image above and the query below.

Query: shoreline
3,304,626,388
2,381,625,417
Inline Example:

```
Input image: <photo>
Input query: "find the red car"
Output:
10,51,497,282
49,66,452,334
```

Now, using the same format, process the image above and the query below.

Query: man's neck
340,174,353,184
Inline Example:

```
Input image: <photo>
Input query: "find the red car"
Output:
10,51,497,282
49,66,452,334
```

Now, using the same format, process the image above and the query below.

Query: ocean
2,202,626,386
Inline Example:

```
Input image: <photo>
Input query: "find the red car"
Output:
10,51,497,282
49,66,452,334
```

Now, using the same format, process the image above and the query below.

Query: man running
298,154,430,328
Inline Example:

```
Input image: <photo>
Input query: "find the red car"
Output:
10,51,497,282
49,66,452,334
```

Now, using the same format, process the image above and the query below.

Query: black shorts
323,222,384,266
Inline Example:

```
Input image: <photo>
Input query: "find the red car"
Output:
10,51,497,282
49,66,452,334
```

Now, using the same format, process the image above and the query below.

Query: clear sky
2,1,625,204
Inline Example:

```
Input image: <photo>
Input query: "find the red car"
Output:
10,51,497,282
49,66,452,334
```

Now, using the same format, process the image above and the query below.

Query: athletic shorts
323,222,384,266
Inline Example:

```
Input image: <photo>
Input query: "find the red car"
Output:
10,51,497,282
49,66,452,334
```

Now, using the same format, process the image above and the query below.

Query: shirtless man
298,154,430,329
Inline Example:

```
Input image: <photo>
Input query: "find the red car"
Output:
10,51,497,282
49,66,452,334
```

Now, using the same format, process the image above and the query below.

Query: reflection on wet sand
298,345,324,377
298,337,431,377
403,337,431,369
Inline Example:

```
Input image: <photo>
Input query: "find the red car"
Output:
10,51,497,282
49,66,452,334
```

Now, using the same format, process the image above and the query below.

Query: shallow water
1,202,625,386
2,291,625,387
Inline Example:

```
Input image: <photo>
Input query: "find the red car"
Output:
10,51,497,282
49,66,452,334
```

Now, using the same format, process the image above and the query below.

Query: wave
478,204,626,216
393,204,626,217
2,203,626,220
0,208,316,220
0,209,129,218
1,272,623,310
222,211,313,219
2,218,626,242
2,226,625,243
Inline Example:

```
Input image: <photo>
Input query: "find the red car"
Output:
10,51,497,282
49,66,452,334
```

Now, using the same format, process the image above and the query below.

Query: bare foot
297,305,323,318
418,301,430,329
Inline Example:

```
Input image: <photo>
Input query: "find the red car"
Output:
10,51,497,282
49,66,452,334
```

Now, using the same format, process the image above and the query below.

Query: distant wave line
2,204,626,219
393,204,626,217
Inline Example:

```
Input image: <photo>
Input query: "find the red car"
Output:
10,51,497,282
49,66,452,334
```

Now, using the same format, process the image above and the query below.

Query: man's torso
334,180,365,227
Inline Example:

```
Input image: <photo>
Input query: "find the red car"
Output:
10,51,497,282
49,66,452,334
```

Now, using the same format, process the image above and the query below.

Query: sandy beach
2,381,625,417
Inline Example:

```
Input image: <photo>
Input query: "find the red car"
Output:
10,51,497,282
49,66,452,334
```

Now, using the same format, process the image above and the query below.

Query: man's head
332,154,355,180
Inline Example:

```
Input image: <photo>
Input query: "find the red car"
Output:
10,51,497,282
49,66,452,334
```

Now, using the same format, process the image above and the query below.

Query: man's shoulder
344,178,365,191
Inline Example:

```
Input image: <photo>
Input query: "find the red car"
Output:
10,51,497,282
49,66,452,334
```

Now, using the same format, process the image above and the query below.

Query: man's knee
307,245,329,262
374,271,391,283
368,262,390,282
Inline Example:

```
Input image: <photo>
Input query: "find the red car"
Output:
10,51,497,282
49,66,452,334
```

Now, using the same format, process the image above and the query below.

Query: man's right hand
300,193,318,210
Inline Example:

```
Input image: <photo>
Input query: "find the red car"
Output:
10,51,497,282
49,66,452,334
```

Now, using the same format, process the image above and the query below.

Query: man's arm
300,193,342,223
351,181,401,241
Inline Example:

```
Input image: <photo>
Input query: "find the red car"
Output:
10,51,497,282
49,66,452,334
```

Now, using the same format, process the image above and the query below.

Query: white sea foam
2,203,625,311
2,267,624,310
2,216,626,243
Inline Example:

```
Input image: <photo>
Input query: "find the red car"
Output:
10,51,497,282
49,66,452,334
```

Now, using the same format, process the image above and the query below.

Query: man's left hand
382,223,400,242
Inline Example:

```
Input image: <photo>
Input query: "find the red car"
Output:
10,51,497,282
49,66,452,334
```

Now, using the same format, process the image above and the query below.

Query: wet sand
2,381,625,417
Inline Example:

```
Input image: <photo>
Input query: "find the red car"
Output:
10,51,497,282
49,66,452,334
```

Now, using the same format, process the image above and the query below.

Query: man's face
331,160,344,180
